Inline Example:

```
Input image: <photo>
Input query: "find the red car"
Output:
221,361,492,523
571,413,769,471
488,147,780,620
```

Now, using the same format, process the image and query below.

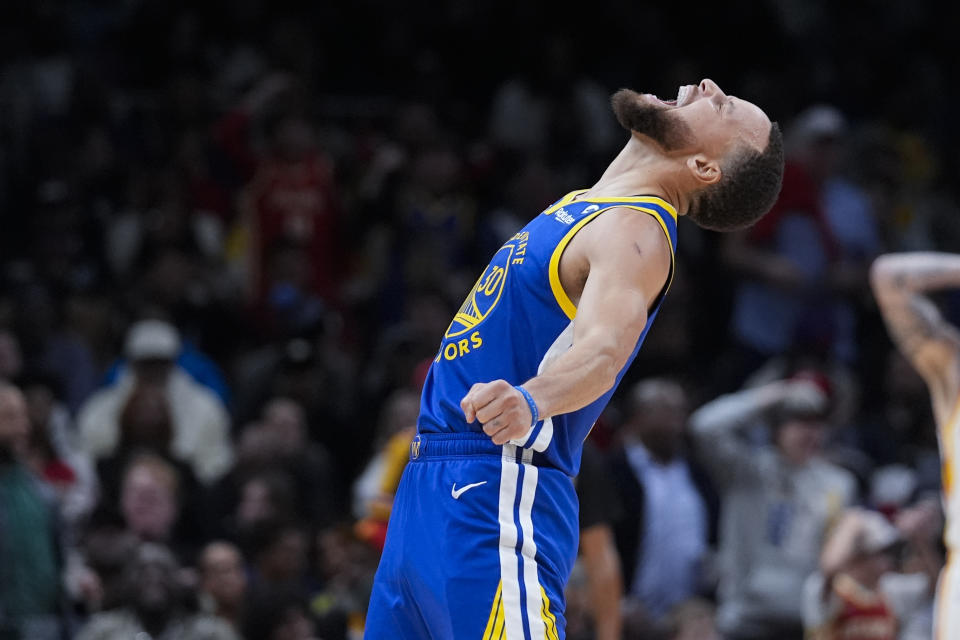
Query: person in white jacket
78,320,233,484
690,377,857,640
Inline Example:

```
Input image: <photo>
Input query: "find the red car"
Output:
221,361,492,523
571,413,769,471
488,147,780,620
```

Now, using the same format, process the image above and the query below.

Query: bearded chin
611,89,692,151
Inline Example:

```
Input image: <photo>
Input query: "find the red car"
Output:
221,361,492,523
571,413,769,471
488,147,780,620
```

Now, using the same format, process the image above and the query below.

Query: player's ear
686,155,722,186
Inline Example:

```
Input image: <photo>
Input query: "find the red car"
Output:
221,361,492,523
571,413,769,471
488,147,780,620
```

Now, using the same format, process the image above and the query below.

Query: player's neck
583,135,686,211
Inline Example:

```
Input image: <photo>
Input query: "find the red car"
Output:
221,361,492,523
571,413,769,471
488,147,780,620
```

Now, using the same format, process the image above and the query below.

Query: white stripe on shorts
519,447,546,640
497,445,547,639
498,445,525,635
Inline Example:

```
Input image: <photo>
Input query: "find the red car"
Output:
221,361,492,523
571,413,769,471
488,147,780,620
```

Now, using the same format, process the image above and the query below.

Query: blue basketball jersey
417,189,678,476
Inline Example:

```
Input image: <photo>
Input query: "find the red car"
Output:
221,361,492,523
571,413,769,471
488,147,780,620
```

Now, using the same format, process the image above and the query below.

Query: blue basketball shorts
365,432,578,639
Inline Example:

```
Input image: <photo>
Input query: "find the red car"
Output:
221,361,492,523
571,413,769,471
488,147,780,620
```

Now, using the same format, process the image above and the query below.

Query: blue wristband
514,385,540,427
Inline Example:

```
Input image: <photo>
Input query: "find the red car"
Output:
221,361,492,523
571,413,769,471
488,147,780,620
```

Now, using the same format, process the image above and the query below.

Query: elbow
687,406,715,440
594,342,630,391
869,255,900,293
820,555,842,579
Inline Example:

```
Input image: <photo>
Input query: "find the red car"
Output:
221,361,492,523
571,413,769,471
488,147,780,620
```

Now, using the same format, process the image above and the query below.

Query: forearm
819,512,861,577
871,252,960,295
870,253,960,381
726,244,787,276
581,526,623,640
523,336,629,420
589,570,623,640
722,235,802,289
689,384,783,439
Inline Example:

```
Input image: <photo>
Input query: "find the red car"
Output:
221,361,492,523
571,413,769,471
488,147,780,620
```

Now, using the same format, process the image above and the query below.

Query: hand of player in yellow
461,380,534,445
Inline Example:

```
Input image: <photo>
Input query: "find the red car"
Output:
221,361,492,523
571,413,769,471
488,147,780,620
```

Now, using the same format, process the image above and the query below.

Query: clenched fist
461,380,536,445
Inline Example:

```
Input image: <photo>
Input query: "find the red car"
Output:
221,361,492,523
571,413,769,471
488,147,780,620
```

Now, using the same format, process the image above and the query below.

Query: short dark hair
686,123,784,232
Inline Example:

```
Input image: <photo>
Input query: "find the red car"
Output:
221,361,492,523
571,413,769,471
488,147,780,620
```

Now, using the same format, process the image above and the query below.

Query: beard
611,88,693,151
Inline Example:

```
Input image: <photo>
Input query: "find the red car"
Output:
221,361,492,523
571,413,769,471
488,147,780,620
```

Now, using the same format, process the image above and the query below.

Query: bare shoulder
571,206,671,267
560,206,672,308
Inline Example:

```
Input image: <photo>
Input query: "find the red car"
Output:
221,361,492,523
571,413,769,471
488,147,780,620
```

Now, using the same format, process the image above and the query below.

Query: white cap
858,511,900,555
124,320,180,361
787,105,847,153
870,464,918,508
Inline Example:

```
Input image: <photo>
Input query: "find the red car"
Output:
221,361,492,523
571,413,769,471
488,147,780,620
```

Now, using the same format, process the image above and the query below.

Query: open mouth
646,85,694,107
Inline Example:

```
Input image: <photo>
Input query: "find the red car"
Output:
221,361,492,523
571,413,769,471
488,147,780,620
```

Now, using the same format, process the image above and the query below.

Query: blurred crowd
1,0,958,639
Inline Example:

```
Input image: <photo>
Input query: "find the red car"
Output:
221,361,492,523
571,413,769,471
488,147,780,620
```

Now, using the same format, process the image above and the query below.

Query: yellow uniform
937,398,960,639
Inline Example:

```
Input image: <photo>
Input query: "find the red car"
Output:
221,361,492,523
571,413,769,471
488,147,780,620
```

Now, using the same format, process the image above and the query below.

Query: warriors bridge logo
445,235,523,338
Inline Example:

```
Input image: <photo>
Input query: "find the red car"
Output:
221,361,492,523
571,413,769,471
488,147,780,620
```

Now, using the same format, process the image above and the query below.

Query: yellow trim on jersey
548,209,605,319
542,190,679,220
540,585,560,640
483,582,505,639
937,553,954,640
547,204,677,320
940,395,960,498
542,190,588,216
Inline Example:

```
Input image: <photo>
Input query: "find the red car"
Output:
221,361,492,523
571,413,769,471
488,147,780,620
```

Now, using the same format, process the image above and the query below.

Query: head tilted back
686,123,785,231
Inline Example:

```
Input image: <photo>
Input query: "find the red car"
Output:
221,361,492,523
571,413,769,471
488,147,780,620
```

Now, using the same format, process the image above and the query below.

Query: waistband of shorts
409,431,553,467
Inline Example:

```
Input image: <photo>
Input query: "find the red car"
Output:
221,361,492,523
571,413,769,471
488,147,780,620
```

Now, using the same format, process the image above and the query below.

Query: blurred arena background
0,1,958,639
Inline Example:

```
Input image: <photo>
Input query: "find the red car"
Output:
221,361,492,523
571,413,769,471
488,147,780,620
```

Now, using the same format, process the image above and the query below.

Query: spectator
73,527,139,613
247,521,313,596
0,383,65,640
258,397,340,526
802,505,940,640
92,382,206,545
102,336,232,407
38,289,103,414
609,379,714,628
243,588,318,640
212,465,298,544
198,541,248,632
20,371,98,528
78,319,233,484
232,336,356,468
352,388,420,549
241,102,342,305
118,453,195,562
210,399,338,530
77,542,237,640
313,525,379,639
691,378,858,640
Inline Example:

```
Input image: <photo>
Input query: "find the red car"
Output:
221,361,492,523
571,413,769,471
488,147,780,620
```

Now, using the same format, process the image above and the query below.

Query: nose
699,79,725,98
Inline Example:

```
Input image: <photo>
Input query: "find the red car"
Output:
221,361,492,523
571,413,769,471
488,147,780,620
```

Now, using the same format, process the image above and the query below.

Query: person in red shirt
243,108,342,306
803,506,940,640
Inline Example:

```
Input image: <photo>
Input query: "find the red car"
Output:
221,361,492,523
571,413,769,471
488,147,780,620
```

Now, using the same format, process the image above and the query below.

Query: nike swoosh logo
451,481,487,499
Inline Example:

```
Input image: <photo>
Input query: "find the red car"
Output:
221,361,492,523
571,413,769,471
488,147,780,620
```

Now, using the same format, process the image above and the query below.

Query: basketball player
871,252,960,639
365,79,784,639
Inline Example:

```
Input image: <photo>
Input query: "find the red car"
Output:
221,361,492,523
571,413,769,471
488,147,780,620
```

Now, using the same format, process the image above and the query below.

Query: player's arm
579,524,623,640
461,211,670,444
870,252,960,391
